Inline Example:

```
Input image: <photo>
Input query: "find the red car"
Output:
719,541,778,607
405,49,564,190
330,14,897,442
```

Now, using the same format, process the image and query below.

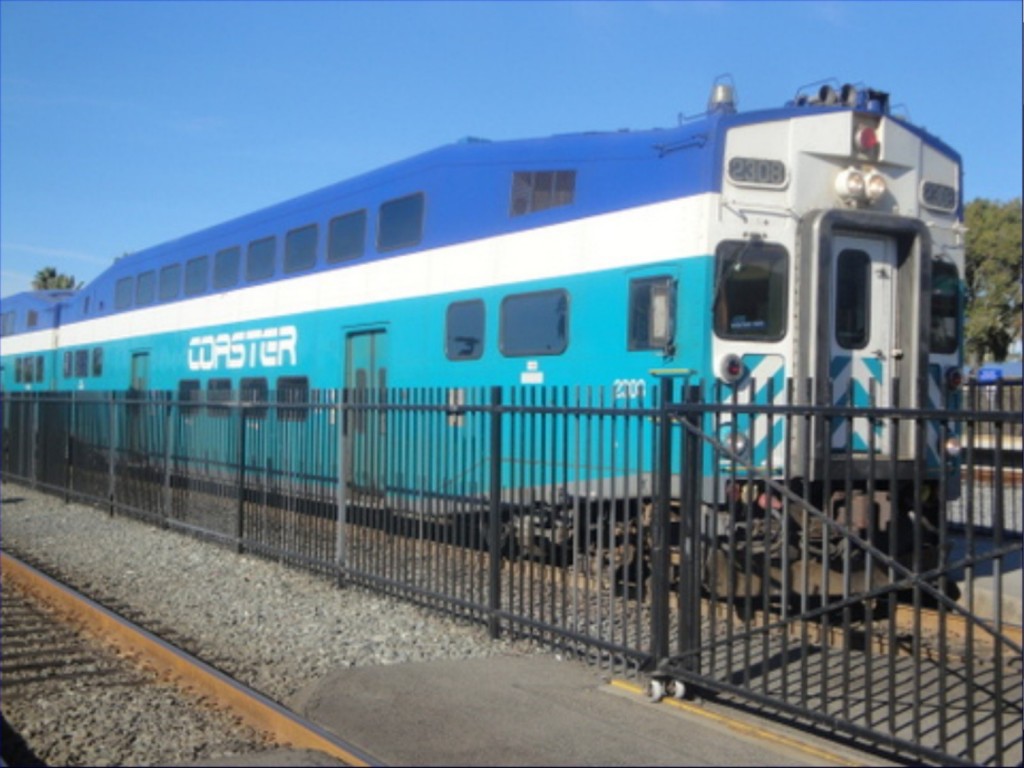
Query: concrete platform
267,655,885,767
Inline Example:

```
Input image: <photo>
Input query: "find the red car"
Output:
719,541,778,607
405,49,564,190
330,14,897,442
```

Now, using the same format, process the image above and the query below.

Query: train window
136,271,155,306
628,276,676,351
835,250,870,349
207,378,232,416
713,240,788,341
115,277,134,310
178,379,201,414
27,310,38,328
284,224,318,274
930,260,961,355
240,376,268,419
1,311,13,336
185,256,209,297
74,349,89,378
63,351,73,378
328,210,367,263
14,358,22,383
510,170,576,216
92,347,103,377
247,236,276,282
159,264,181,302
277,376,309,422
446,300,485,360
500,289,569,356
35,356,44,383
214,246,241,290
378,193,424,252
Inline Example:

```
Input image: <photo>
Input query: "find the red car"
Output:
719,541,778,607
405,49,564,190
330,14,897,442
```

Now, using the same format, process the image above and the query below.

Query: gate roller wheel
669,680,686,699
646,678,667,702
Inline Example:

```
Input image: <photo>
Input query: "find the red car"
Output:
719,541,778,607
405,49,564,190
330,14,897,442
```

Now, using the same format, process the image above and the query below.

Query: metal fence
1,380,1020,766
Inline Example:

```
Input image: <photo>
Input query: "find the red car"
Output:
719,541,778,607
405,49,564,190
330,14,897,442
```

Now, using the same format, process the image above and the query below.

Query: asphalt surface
206,654,888,767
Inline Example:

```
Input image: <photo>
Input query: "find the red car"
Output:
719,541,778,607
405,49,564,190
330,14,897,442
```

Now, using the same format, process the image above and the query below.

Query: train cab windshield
713,240,788,341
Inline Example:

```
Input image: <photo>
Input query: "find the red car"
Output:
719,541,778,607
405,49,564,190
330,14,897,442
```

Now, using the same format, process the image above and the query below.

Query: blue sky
1,0,1021,297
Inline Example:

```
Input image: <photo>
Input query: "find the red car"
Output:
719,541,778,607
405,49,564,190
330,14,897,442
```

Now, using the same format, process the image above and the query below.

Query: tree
963,198,1022,365
31,266,79,291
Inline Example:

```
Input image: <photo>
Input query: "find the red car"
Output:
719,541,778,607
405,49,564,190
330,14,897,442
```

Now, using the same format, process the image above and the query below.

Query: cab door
829,233,898,452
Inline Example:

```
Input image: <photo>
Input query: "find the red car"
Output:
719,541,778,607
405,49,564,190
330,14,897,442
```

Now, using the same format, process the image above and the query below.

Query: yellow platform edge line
608,678,864,767
1,552,374,767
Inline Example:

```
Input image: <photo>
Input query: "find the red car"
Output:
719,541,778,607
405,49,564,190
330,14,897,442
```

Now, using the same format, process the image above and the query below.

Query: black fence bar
1,381,1020,766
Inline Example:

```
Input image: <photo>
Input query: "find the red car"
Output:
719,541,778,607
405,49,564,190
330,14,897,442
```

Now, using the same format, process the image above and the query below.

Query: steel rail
0,550,384,767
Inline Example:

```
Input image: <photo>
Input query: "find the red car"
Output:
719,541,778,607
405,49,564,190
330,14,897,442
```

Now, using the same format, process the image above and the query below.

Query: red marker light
855,126,879,152
719,354,744,383
946,367,963,392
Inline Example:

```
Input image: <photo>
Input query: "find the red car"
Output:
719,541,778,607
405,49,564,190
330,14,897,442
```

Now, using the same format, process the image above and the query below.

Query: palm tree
32,266,79,290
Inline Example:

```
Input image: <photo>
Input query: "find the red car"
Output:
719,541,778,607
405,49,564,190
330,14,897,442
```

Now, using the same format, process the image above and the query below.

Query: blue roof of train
3,87,962,331
0,290,75,333
58,117,724,323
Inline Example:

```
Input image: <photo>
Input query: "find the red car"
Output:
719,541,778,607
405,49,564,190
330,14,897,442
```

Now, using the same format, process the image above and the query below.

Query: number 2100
613,378,647,400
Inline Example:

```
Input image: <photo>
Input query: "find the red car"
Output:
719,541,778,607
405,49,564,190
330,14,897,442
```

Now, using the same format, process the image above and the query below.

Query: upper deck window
214,247,240,290
328,210,366,262
27,310,38,329
136,270,155,306
159,264,181,302
713,240,788,341
510,170,576,217
284,224,318,274
115,277,134,310
185,255,209,297
378,193,424,252
247,236,276,282
0,311,13,337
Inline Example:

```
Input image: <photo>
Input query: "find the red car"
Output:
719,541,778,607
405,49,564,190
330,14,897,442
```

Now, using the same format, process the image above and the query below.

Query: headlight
835,168,865,204
719,423,750,459
865,172,887,203
945,436,962,459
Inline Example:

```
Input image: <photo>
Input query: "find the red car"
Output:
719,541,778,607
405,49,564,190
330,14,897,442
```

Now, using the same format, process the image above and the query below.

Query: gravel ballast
1,482,541,763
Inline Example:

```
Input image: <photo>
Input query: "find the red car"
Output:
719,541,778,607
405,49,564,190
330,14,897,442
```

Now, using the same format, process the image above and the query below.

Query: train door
127,351,151,455
344,329,388,498
130,351,150,393
829,233,898,451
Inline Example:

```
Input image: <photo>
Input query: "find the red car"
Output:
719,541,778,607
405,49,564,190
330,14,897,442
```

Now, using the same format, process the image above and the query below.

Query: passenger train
2,80,964,579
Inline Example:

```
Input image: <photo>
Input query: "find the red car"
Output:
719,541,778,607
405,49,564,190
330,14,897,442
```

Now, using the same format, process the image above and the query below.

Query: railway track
0,551,380,767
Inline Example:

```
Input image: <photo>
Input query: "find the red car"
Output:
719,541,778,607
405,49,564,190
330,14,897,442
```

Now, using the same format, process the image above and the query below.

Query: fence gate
649,381,1022,766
